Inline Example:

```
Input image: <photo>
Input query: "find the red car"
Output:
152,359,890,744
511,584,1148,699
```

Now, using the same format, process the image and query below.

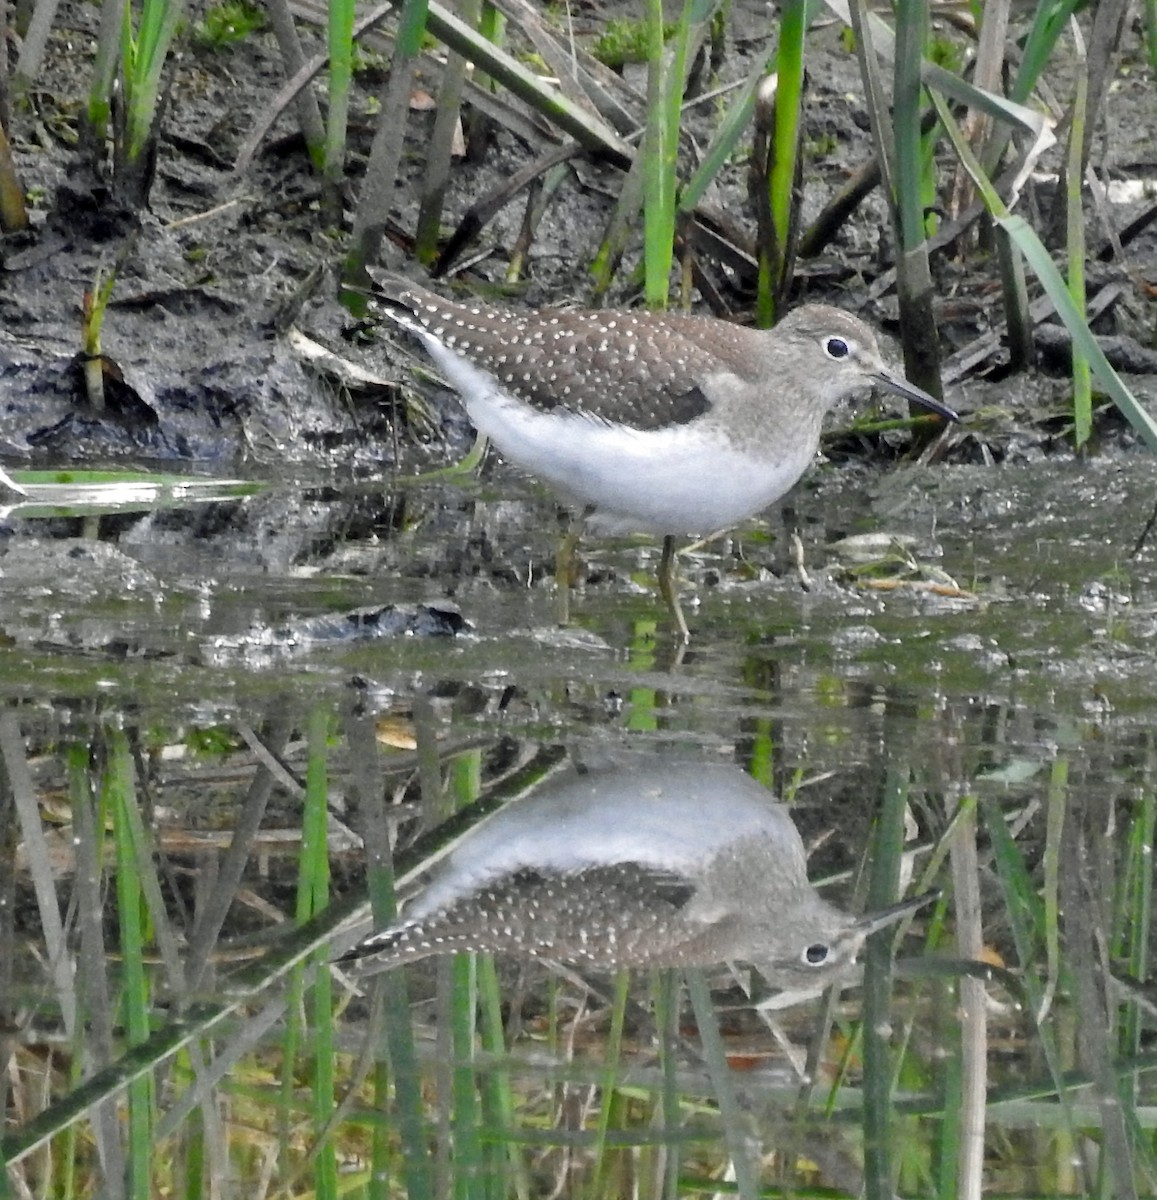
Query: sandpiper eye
803,943,831,965
824,337,850,360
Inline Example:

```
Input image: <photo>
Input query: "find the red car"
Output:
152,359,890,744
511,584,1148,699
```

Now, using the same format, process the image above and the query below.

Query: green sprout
195,1,266,49
594,17,675,68
927,32,963,73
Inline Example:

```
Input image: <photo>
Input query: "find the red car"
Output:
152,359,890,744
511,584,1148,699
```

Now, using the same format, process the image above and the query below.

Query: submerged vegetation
4,688,1157,1199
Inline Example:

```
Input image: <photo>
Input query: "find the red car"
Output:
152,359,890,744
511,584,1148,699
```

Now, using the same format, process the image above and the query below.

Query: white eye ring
803,943,831,966
824,337,851,360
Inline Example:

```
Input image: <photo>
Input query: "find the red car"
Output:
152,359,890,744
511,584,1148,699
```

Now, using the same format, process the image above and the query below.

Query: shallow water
3,451,1156,1198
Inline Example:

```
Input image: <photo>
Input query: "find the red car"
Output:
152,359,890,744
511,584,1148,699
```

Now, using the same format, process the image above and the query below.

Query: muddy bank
0,1,1153,472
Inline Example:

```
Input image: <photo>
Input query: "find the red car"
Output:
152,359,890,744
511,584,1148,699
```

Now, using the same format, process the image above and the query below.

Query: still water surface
2,454,1155,1198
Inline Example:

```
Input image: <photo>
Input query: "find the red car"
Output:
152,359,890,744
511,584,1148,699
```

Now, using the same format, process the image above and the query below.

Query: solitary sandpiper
338,761,934,1006
373,272,957,640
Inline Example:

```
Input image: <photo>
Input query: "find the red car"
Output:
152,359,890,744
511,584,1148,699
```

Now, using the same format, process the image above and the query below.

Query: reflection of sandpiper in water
339,761,934,1005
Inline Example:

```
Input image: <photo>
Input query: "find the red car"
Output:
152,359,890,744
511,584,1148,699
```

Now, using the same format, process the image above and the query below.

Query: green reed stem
892,0,927,256
1118,787,1155,1061
861,746,910,1200
302,707,337,1200
1040,757,1067,1023
450,953,482,1200
108,730,154,1200
684,970,758,1200
758,0,805,323
477,953,530,1199
770,1,804,247
588,970,632,1199
643,0,676,307
323,0,356,220
120,0,184,165
889,0,942,398
343,0,429,297
1146,0,1157,73
643,0,712,305
346,708,435,1200
978,789,1081,1144
651,971,681,1200
443,749,494,1198
415,0,476,263
1065,30,1091,448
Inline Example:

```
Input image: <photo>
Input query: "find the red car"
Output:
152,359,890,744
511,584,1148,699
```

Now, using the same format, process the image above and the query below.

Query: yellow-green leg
658,535,691,643
555,509,589,626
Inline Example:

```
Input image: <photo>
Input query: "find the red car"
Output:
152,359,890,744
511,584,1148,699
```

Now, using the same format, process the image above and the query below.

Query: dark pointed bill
853,889,940,937
873,369,959,422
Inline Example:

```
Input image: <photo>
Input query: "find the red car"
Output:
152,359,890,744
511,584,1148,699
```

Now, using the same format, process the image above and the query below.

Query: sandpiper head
775,305,958,421
750,888,938,1007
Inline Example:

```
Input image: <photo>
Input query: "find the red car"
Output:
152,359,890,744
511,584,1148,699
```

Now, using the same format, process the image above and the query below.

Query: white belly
484,404,814,535
419,332,817,536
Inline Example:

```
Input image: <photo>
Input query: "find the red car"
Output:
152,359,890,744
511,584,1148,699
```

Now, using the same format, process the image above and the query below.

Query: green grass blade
643,0,715,305
770,1,805,256
677,52,774,216
1013,0,1084,102
123,0,185,164
591,151,646,294
298,706,331,924
1146,0,1157,73
651,971,682,1200
444,750,490,1198
66,740,127,1185
88,0,126,136
947,795,986,1200
978,789,1084,1146
888,0,943,394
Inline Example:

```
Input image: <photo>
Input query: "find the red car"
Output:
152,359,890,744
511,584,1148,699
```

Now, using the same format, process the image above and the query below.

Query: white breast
406,762,803,920
419,332,817,536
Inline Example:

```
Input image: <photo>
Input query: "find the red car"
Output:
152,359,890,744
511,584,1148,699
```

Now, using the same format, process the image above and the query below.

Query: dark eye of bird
824,337,850,360
804,943,830,965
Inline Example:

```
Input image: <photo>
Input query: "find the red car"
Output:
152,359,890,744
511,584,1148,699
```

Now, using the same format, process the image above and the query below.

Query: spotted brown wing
338,862,714,973
375,282,716,432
